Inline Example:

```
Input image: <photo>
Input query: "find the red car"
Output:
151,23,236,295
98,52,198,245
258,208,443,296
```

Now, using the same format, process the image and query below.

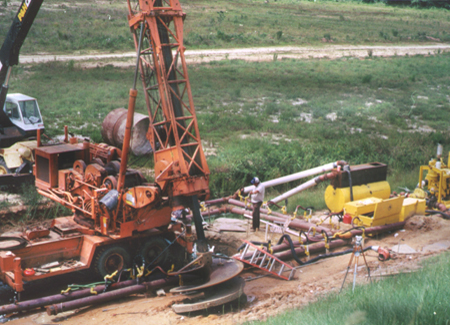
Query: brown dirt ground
3,212,450,325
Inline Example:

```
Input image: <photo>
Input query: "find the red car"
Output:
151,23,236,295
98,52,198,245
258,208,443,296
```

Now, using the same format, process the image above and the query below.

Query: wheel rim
144,244,165,265
104,253,124,274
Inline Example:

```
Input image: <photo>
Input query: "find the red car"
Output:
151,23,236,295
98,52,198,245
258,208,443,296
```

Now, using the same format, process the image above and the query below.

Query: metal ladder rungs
240,244,249,259
233,240,296,281
288,269,296,280
259,254,267,268
268,258,276,272
249,249,259,264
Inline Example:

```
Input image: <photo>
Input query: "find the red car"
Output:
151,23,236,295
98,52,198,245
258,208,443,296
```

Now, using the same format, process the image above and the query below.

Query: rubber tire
166,242,187,271
0,157,11,175
139,237,169,267
95,246,131,278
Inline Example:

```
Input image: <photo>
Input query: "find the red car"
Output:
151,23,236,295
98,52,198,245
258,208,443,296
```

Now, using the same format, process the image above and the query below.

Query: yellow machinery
325,162,427,226
417,144,450,210
325,181,391,213
324,162,391,213
0,140,37,174
345,196,426,227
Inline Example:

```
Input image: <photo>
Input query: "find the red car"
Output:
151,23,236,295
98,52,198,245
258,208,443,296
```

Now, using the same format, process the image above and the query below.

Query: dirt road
20,44,450,68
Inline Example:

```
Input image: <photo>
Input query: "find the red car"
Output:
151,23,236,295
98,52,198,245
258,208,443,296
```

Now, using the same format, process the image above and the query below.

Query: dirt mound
405,214,443,232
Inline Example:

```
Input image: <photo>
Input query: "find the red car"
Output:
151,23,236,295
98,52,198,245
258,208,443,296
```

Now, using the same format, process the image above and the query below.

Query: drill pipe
275,222,406,261
46,275,195,316
228,198,290,220
275,238,349,260
185,207,228,220
204,197,230,206
0,278,137,314
0,274,193,315
227,203,332,235
239,222,406,261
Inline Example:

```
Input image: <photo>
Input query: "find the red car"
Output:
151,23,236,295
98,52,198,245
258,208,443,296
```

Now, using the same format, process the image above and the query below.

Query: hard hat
251,177,260,185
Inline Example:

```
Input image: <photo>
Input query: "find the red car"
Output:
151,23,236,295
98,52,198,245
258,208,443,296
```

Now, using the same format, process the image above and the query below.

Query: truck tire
166,242,187,271
139,237,169,267
94,246,131,278
0,158,11,175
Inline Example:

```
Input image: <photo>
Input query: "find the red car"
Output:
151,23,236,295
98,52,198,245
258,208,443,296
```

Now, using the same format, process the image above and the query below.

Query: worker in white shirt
249,177,265,232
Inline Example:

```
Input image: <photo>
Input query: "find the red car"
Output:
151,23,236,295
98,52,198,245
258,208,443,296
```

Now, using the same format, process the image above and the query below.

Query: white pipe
269,178,319,204
243,161,343,193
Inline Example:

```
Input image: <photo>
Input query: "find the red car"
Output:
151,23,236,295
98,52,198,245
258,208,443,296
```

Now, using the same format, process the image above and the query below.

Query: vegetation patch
257,252,450,324
1,0,450,53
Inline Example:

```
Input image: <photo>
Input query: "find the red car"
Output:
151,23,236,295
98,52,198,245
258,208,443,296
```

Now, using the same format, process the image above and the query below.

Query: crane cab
3,93,44,137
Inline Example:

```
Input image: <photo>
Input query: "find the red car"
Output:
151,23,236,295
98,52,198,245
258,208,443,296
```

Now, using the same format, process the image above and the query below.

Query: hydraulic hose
304,246,372,265
277,234,305,265
426,209,450,220
344,165,354,202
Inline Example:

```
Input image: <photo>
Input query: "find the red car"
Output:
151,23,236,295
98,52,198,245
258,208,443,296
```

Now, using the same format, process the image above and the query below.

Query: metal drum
101,108,152,156
324,180,391,213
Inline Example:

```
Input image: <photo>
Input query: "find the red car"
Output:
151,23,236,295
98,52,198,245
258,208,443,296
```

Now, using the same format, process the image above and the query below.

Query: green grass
7,52,450,202
255,251,450,324
1,0,449,54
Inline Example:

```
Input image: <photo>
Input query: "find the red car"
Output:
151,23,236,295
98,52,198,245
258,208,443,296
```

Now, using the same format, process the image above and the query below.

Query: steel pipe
0,278,138,314
203,197,230,206
237,221,405,261
275,222,405,261
270,171,338,204
228,206,331,235
275,238,348,260
46,275,196,316
242,161,346,193
228,198,290,220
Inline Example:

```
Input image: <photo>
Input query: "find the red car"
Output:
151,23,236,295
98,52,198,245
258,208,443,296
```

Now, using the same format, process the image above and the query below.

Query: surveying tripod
340,235,372,293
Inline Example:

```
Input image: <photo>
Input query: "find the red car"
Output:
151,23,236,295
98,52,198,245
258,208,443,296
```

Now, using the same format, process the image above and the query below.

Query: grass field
0,0,449,54
8,51,449,203
257,252,450,325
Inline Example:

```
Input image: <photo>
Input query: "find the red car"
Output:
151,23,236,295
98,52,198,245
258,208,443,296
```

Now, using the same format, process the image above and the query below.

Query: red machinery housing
0,0,212,294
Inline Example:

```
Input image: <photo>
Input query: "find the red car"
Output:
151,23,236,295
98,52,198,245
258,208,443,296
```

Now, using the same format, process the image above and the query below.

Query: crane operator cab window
19,100,42,124
4,102,20,120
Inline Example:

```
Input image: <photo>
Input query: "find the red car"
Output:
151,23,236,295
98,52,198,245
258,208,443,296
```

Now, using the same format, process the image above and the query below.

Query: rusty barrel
101,108,152,156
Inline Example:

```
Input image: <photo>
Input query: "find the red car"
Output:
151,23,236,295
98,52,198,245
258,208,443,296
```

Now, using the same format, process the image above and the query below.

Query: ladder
233,240,296,280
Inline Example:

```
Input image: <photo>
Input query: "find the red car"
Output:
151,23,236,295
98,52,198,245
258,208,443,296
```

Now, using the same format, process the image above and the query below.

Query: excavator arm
0,0,43,124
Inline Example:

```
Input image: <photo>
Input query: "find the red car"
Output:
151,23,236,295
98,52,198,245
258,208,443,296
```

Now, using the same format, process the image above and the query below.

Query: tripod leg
339,252,355,293
352,254,359,292
361,248,372,283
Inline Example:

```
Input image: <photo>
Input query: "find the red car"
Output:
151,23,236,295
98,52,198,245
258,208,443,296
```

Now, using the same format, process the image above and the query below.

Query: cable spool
0,237,28,250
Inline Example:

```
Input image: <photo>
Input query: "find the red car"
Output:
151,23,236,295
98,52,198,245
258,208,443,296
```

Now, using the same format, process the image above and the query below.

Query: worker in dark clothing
249,177,265,232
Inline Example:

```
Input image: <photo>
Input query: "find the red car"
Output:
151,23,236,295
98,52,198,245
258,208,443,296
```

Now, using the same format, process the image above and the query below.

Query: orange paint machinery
0,0,220,297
